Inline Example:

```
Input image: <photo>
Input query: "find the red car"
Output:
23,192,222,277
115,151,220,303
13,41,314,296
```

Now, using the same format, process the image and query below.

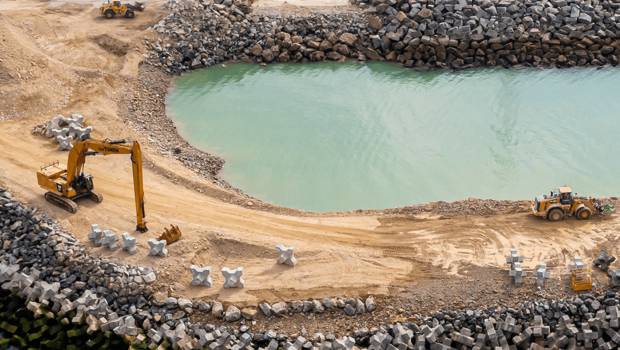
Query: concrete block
70,113,85,125
72,125,93,141
392,323,414,348
571,256,586,270
101,230,118,250
369,332,392,350
56,134,73,151
535,263,550,288
221,267,245,288
190,265,212,287
609,269,620,288
506,248,524,268
333,336,355,350
45,115,65,137
509,261,526,285
276,244,297,266
148,238,168,257
88,224,103,246
594,250,616,272
122,232,137,254
0,263,19,283
113,315,139,337
30,280,60,303
42,114,91,148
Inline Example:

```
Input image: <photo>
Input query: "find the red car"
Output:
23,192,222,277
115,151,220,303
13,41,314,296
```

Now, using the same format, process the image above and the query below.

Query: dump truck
532,186,614,221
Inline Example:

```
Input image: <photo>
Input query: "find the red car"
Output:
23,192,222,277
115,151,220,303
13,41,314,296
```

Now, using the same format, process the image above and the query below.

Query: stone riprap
148,0,620,72
3,187,620,348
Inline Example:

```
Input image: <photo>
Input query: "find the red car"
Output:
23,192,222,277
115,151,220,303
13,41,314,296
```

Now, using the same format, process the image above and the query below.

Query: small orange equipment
158,225,182,245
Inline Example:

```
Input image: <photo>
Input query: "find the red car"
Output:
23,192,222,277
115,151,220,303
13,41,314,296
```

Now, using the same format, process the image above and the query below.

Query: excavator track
44,192,78,214
89,191,104,203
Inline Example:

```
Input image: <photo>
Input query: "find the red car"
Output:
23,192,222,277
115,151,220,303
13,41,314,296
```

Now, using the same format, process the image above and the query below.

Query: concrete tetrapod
506,247,524,268
535,263,550,289
509,262,526,285
88,224,103,246
276,244,297,266
39,113,92,150
594,250,616,272
221,267,245,288
609,269,620,288
148,238,168,257
122,232,137,255
101,230,118,250
190,265,212,287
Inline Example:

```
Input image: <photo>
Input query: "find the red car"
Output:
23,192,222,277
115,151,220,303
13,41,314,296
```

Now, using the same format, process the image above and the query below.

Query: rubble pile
148,0,620,72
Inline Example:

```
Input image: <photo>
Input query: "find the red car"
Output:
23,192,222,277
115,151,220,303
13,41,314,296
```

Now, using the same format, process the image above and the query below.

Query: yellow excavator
37,139,147,232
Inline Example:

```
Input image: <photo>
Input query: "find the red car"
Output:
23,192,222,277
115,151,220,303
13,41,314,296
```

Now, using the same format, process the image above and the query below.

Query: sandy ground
1,0,619,315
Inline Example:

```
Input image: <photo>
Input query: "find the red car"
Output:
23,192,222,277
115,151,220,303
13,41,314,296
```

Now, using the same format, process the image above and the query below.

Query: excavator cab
558,187,573,205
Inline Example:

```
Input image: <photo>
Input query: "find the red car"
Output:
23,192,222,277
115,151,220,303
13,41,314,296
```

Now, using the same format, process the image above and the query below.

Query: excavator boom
37,139,147,232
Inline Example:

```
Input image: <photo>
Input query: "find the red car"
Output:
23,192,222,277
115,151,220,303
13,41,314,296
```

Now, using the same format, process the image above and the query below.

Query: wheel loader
36,139,147,232
100,0,144,19
532,186,613,221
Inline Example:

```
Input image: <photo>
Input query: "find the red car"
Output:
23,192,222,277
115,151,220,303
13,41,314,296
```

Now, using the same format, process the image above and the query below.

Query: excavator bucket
158,224,182,245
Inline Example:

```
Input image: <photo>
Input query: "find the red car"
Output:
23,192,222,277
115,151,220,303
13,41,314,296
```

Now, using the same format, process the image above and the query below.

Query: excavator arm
63,139,147,232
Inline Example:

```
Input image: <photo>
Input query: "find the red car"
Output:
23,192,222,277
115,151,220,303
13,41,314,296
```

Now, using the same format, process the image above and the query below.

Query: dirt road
1,0,618,308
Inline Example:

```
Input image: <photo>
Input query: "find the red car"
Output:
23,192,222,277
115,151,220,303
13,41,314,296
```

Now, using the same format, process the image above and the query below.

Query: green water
167,62,620,212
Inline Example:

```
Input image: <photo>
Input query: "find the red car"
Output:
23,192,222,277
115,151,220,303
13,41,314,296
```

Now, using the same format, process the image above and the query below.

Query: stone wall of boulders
148,0,620,72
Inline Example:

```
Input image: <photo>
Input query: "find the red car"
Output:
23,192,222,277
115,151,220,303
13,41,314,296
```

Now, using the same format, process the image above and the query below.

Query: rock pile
32,114,92,150
148,0,620,72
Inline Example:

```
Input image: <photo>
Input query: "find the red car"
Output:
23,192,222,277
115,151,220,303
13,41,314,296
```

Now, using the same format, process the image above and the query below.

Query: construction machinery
37,139,147,232
157,224,182,245
570,257,593,292
532,186,613,221
100,0,144,19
